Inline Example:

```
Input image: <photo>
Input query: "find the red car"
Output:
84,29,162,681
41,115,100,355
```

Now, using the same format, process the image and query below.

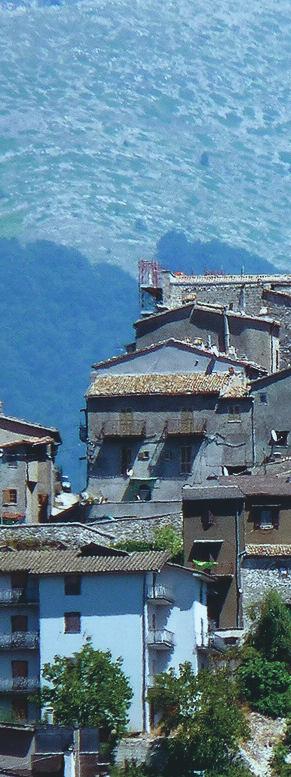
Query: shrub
237,652,291,718
249,591,291,666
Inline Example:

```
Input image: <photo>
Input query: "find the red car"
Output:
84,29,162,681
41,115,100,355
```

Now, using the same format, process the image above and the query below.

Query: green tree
249,591,291,665
148,663,248,776
237,650,291,718
41,641,132,743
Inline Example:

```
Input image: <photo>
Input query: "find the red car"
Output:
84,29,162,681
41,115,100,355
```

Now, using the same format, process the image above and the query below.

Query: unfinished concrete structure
183,476,291,634
0,411,61,525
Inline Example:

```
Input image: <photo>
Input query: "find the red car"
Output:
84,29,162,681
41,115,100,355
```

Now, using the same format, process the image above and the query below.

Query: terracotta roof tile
87,373,247,399
0,549,170,575
245,544,291,557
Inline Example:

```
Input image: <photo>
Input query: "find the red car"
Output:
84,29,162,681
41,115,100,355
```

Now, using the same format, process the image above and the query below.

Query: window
64,612,81,634
228,405,241,420
181,445,192,474
12,698,28,721
260,393,268,404
11,615,27,633
254,507,279,529
275,431,289,446
64,575,81,596
2,489,17,505
121,447,132,475
12,661,28,688
8,460,17,468
138,451,149,461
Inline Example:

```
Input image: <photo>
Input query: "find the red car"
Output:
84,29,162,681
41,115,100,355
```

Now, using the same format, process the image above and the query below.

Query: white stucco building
0,543,209,732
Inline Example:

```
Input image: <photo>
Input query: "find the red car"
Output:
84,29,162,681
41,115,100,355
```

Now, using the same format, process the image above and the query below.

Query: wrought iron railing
147,628,175,648
0,677,40,692
146,585,174,604
0,589,38,605
0,632,39,649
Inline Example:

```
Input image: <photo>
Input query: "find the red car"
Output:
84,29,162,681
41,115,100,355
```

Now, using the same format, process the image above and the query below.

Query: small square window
2,489,17,505
275,431,289,446
254,507,279,529
228,405,241,419
64,576,81,596
64,612,81,634
260,393,268,404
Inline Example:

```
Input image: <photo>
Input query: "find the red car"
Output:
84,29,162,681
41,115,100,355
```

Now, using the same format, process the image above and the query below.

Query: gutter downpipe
235,506,243,628
142,574,148,733
251,396,256,466
223,308,230,353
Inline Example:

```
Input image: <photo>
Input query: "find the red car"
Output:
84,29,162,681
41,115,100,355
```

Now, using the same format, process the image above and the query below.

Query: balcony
165,419,207,437
146,585,174,605
79,423,87,443
0,632,39,650
0,677,40,693
192,561,234,577
99,420,146,438
147,628,175,650
0,589,38,606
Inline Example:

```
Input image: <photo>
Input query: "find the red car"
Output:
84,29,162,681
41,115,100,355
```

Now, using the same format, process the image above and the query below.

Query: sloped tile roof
0,549,170,575
245,544,291,557
87,372,247,399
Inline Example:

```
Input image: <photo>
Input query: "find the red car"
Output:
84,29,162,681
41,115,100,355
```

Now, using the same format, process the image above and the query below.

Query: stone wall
241,558,291,630
91,512,182,544
0,522,113,546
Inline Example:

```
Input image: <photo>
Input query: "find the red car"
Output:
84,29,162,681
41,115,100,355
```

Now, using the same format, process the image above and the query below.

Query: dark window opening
64,612,81,634
274,431,289,446
260,393,268,404
2,489,17,505
121,447,132,475
12,698,28,721
138,485,151,502
228,405,241,419
253,506,280,529
11,615,28,633
190,541,222,563
138,451,149,461
181,445,192,474
64,575,81,596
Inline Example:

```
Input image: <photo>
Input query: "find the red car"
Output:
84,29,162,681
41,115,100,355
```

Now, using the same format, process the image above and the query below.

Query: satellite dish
222,466,229,476
271,430,278,443
126,468,133,478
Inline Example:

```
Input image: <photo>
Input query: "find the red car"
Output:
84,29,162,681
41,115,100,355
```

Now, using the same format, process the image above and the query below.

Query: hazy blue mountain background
0,0,290,486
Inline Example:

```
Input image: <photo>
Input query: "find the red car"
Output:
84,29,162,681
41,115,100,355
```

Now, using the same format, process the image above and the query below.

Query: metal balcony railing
0,589,38,605
165,419,207,437
146,585,174,605
147,628,175,649
100,420,146,438
0,632,39,650
0,677,40,692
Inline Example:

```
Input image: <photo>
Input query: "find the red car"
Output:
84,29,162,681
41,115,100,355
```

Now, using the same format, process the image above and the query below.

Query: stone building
183,476,291,634
134,302,280,373
250,367,291,465
0,412,61,525
83,340,252,512
139,263,291,368
0,543,209,731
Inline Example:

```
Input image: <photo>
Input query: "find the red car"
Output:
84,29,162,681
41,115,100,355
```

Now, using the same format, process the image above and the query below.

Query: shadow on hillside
0,238,138,489
156,230,277,275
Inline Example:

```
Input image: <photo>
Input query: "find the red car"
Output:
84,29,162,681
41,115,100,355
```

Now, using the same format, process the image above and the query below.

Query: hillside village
0,264,290,776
